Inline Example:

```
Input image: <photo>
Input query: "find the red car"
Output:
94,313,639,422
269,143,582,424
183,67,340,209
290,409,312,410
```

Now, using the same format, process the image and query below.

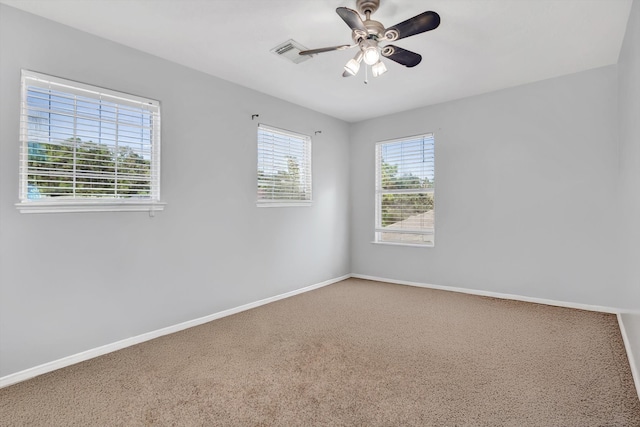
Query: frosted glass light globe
363,46,380,65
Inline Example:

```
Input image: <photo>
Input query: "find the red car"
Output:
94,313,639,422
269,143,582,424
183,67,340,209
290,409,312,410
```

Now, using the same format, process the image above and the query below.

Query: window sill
16,200,166,214
256,201,312,208
371,241,434,248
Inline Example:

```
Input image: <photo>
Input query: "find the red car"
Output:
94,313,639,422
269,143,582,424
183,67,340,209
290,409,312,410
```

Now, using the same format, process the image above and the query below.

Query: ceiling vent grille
271,39,312,64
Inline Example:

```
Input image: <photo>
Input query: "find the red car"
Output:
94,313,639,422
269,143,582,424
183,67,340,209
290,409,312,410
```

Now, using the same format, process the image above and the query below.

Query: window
257,124,312,206
375,134,435,246
17,70,163,213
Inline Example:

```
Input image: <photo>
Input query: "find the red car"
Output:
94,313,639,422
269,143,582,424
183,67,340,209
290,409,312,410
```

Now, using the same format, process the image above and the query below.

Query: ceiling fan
299,0,440,78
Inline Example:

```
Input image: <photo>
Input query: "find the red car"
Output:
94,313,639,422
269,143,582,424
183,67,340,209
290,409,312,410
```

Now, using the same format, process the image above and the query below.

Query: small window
375,134,435,246
17,70,163,213
257,124,312,206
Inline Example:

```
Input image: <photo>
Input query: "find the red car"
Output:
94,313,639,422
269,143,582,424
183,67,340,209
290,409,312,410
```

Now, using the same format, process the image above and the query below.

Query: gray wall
618,0,640,371
349,65,630,309
0,5,351,377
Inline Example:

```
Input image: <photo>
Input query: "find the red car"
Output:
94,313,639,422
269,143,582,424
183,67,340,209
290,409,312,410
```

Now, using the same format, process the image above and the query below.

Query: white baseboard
618,313,640,400
350,274,621,313
0,274,350,389
3,272,638,399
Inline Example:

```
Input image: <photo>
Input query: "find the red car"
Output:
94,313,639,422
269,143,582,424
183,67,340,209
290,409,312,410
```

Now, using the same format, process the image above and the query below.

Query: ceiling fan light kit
299,0,440,80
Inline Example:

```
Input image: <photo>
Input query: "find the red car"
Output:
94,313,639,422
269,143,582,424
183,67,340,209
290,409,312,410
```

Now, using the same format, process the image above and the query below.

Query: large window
17,70,163,213
375,134,435,246
257,124,312,206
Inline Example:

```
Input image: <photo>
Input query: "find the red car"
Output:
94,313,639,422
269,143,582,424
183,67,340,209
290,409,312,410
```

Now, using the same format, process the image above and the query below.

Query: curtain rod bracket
251,114,259,120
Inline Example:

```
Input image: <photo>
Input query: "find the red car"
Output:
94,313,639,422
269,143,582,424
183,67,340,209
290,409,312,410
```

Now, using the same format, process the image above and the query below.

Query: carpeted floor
1,278,639,426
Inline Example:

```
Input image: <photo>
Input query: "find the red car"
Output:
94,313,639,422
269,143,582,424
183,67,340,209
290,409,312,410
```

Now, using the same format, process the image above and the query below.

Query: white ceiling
1,0,632,122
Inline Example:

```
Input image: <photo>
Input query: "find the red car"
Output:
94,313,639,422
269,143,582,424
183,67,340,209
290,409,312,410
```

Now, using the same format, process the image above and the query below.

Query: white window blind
17,70,163,213
257,124,312,206
375,134,435,246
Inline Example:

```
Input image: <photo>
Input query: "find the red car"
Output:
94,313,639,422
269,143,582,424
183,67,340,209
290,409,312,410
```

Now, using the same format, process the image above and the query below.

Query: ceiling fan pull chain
364,64,368,84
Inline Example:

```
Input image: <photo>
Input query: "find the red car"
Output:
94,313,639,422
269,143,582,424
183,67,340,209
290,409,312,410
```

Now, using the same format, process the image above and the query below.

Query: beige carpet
1,278,639,426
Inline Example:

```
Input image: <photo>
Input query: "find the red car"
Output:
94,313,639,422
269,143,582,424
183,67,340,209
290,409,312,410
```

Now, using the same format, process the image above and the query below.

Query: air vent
270,39,312,64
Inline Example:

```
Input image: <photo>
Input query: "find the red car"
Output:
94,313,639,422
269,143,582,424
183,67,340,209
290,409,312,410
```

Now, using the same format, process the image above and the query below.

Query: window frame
16,70,164,214
374,133,435,247
256,123,312,207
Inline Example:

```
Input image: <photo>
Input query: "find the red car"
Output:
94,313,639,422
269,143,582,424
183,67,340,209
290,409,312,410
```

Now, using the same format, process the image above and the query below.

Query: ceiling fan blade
336,7,367,34
384,11,440,41
299,44,353,56
381,45,422,67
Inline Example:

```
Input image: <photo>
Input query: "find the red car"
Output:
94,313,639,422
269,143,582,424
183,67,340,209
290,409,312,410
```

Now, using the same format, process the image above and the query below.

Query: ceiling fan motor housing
353,20,385,43
364,19,385,38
